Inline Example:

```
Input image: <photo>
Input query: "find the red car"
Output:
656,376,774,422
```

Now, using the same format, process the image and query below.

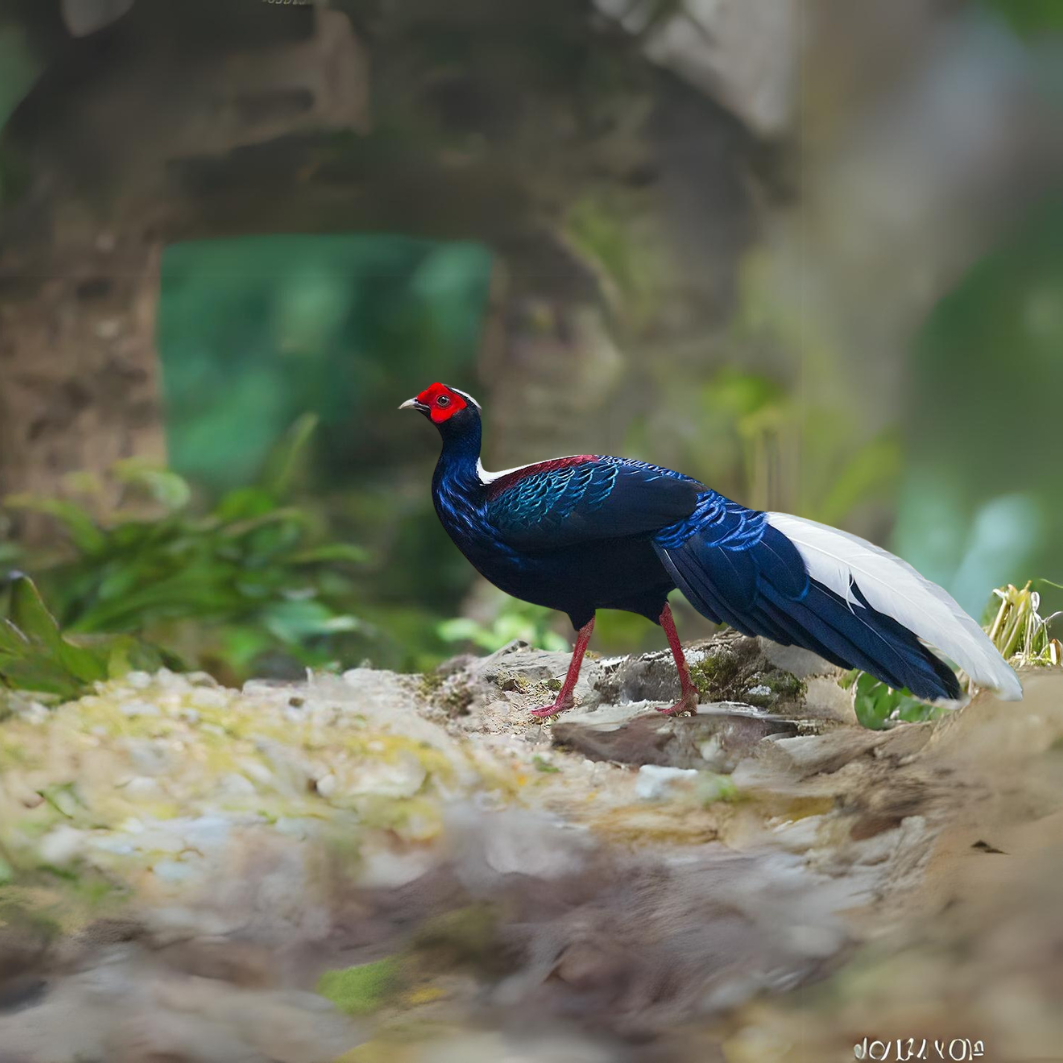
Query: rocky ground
1,633,1061,1063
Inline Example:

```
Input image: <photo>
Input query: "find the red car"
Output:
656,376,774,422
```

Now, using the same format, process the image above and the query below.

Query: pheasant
401,382,1022,718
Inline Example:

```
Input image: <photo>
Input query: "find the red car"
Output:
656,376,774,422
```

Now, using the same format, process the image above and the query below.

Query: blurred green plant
982,0,1063,37
2,416,373,685
0,573,168,706
841,669,947,731
632,364,901,530
894,198,1063,617
436,599,569,653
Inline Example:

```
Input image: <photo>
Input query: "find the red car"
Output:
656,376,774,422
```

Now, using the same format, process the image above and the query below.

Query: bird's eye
436,395,451,407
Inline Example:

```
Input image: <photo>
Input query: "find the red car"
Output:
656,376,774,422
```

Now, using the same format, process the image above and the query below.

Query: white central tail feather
767,512,1023,701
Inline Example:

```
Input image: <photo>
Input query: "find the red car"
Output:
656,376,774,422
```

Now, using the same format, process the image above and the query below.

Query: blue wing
653,495,962,701
484,456,701,552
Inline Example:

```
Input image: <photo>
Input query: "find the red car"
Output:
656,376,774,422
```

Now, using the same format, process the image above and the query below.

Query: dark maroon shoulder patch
484,455,598,499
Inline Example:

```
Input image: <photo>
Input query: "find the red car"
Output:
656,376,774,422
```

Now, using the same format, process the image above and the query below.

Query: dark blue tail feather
654,507,962,702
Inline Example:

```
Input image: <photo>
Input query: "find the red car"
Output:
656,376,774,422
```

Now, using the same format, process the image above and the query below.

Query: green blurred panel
0,24,41,132
981,0,1063,37
157,234,493,491
894,197,1063,615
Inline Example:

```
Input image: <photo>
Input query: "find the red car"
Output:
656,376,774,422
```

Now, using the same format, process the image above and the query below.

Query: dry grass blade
986,580,1063,667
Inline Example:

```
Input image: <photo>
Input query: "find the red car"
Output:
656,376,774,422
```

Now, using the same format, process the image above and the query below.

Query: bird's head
399,382,481,436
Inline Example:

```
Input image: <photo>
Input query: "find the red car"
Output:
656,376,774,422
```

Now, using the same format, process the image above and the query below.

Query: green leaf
0,575,167,697
261,599,361,643
851,671,944,730
0,617,30,655
36,782,85,819
8,574,66,647
213,486,278,523
113,461,192,511
289,543,369,565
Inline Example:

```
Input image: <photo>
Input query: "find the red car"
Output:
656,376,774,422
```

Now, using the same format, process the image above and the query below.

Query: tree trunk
0,232,163,520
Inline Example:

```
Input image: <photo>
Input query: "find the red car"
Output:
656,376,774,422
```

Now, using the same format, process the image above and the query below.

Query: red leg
530,617,595,719
657,603,699,715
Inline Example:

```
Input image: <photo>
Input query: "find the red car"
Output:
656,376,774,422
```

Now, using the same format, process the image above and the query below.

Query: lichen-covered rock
0,667,502,914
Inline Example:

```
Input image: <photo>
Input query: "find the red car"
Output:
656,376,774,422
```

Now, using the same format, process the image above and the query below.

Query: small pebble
153,859,198,885
220,773,256,797
635,764,700,801
314,773,338,798
189,688,229,711
121,700,161,718
123,776,164,799
39,826,86,865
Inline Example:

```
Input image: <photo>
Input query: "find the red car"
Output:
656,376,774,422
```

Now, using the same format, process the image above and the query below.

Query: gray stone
552,703,799,771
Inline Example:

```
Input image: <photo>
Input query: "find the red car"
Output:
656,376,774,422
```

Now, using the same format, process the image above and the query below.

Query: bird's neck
433,417,484,497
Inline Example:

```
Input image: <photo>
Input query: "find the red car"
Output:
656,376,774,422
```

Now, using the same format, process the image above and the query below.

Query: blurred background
1,0,1061,686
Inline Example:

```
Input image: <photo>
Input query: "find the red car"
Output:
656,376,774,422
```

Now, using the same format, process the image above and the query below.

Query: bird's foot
529,693,576,720
656,689,699,716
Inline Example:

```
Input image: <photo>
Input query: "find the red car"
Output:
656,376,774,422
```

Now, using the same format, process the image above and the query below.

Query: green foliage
3,418,372,685
0,574,167,703
637,364,902,531
316,957,404,1016
842,670,946,731
592,609,660,653
894,199,1063,616
437,599,569,653
158,235,492,492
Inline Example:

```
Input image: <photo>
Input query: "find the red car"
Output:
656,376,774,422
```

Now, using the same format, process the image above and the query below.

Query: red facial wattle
416,382,468,424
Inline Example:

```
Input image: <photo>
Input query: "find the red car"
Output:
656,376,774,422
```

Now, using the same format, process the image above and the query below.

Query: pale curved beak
399,397,428,412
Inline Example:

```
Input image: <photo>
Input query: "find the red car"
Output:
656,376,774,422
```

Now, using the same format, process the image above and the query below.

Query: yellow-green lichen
317,957,405,1016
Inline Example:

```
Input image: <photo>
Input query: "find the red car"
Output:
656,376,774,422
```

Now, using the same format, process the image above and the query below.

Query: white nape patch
450,387,482,410
476,459,534,485
767,512,1023,701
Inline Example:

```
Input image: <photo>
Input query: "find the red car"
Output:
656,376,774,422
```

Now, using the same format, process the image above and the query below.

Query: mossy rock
689,636,805,711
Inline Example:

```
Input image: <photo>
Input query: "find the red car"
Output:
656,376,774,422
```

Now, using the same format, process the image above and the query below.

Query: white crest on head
450,387,481,411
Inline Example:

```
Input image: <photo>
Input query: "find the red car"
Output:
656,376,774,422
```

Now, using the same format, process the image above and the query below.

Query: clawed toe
656,692,699,716
529,697,574,720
